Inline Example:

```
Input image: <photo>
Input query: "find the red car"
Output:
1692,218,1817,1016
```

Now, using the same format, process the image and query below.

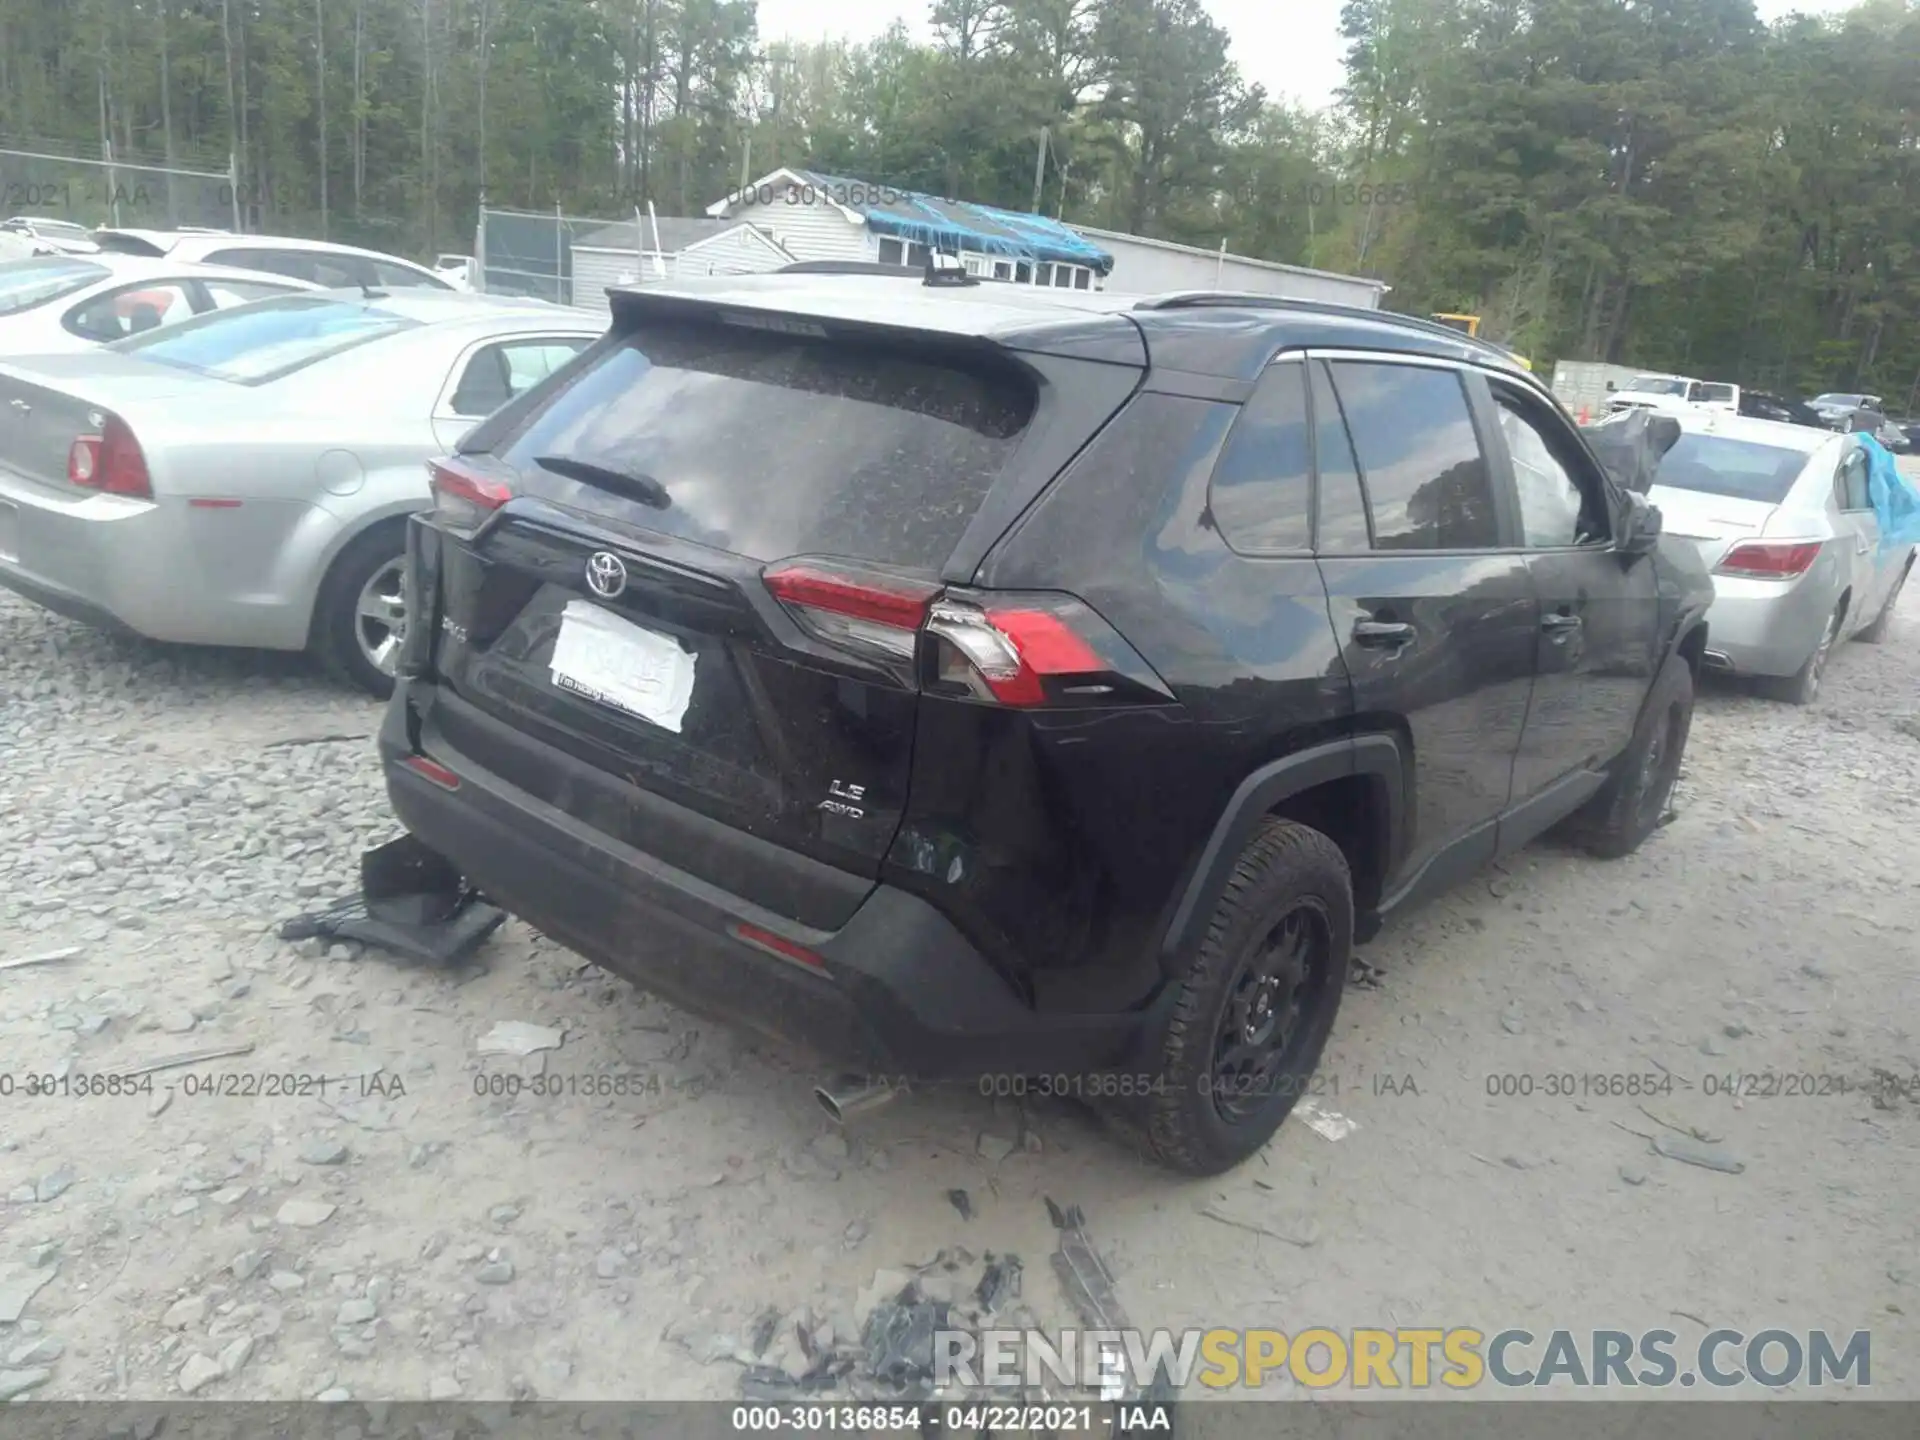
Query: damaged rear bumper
378,679,1153,1083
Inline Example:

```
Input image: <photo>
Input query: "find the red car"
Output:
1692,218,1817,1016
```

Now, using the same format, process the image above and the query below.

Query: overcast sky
754,0,1860,113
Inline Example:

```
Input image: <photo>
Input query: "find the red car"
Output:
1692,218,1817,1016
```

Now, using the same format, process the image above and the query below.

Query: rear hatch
0,355,207,495
417,296,1144,927
1648,429,1816,570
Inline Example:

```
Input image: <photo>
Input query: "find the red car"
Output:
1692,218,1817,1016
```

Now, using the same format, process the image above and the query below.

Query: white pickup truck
1606,372,1741,416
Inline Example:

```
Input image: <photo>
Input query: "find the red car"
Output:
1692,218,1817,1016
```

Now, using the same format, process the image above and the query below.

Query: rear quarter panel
909,391,1348,1009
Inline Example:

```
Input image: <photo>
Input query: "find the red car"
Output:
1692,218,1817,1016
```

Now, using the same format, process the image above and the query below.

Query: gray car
1648,411,1915,703
0,288,601,694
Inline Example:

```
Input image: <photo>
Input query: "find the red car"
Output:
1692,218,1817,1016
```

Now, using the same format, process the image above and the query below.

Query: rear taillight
762,558,1172,709
1716,541,1820,579
68,414,151,499
926,594,1169,708
428,455,513,531
763,560,940,665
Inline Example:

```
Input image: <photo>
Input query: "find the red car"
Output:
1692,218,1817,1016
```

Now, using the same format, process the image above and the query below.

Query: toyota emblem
585,551,628,599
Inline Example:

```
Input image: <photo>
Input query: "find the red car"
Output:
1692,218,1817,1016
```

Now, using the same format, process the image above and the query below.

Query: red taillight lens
926,593,1171,709
428,455,513,531
1716,541,1821,579
68,415,151,499
763,560,940,665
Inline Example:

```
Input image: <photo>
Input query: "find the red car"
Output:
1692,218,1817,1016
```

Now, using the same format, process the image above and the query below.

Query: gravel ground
1,573,1917,1406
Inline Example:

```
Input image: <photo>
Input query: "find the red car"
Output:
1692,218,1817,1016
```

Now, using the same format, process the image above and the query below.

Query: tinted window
1495,397,1587,547
1838,450,1872,511
373,259,450,290
1310,361,1370,551
1330,361,1499,549
1653,434,1809,503
493,318,1036,571
450,339,590,417
63,281,197,342
1697,383,1735,404
1210,363,1312,554
107,293,418,384
1625,376,1688,397
202,279,301,309
208,247,364,288
0,256,108,315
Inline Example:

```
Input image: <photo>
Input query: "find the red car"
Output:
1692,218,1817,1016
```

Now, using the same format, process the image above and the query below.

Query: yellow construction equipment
1431,312,1533,371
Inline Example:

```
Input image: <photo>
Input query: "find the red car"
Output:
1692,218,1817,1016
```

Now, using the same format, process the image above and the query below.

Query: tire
1763,602,1843,705
1568,649,1694,860
1856,559,1911,645
1114,818,1352,1176
311,521,409,700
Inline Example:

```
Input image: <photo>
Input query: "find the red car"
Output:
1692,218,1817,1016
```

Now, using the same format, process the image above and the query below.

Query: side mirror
1619,491,1662,557
1606,381,1617,391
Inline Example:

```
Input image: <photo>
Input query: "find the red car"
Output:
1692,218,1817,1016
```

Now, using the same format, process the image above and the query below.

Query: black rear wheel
1567,648,1694,859
1114,818,1352,1176
1765,603,1842,705
1856,559,1911,645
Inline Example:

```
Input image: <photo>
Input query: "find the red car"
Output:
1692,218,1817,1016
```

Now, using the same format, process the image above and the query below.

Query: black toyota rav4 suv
380,273,1713,1175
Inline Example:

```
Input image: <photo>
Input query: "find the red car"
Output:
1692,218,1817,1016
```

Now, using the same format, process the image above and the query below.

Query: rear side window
493,317,1037,571
1654,434,1808,503
0,257,108,315
1329,361,1500,549
106,293,417,384
1209,361,1311,554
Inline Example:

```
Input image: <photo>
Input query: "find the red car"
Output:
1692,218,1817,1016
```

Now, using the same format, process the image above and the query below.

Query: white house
701,167,1388,307
706,168,1115,291
569,215,794,310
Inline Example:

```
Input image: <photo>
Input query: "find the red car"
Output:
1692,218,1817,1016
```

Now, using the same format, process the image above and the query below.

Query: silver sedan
1648,412,1915,703
0,253,320,355
0,288,602,694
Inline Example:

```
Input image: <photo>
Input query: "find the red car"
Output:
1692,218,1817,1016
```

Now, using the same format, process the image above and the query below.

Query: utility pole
1030,125,1048,214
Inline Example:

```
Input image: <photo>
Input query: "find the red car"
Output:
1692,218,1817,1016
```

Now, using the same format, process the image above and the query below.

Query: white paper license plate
548,599,697,733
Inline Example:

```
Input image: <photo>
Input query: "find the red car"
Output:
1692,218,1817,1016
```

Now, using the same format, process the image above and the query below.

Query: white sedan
0,254,317,356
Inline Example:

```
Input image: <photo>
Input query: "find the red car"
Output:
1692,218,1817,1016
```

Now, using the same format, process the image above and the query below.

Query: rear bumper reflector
403,755,461,791
731,921,828,973
188,498,243,509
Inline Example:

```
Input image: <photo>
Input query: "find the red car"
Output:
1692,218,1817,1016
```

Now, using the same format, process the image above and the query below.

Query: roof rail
1135,291,1528,364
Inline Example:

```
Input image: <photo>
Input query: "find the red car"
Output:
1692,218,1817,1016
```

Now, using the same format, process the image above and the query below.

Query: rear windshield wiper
533,454,671,510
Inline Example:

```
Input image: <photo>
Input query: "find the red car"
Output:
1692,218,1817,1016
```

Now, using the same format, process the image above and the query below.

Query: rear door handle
1542,613,1583,633
1353,619,1415,647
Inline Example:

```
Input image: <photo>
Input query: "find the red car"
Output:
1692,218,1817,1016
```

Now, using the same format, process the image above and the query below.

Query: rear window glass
0,257,108,315
1696,383,1735,403
492,317,1037,570
1654,434,1810,503
106,293,417,384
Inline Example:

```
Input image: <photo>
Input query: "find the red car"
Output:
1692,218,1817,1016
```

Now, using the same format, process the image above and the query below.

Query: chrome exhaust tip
815,1075,898,1125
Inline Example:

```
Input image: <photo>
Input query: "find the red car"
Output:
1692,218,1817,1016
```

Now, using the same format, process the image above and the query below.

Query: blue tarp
1860,435,1920,552
795,169,1115,275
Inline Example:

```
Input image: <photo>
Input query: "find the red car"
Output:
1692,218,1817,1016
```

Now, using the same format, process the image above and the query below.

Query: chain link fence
475,206,632,306
0,143,237,234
